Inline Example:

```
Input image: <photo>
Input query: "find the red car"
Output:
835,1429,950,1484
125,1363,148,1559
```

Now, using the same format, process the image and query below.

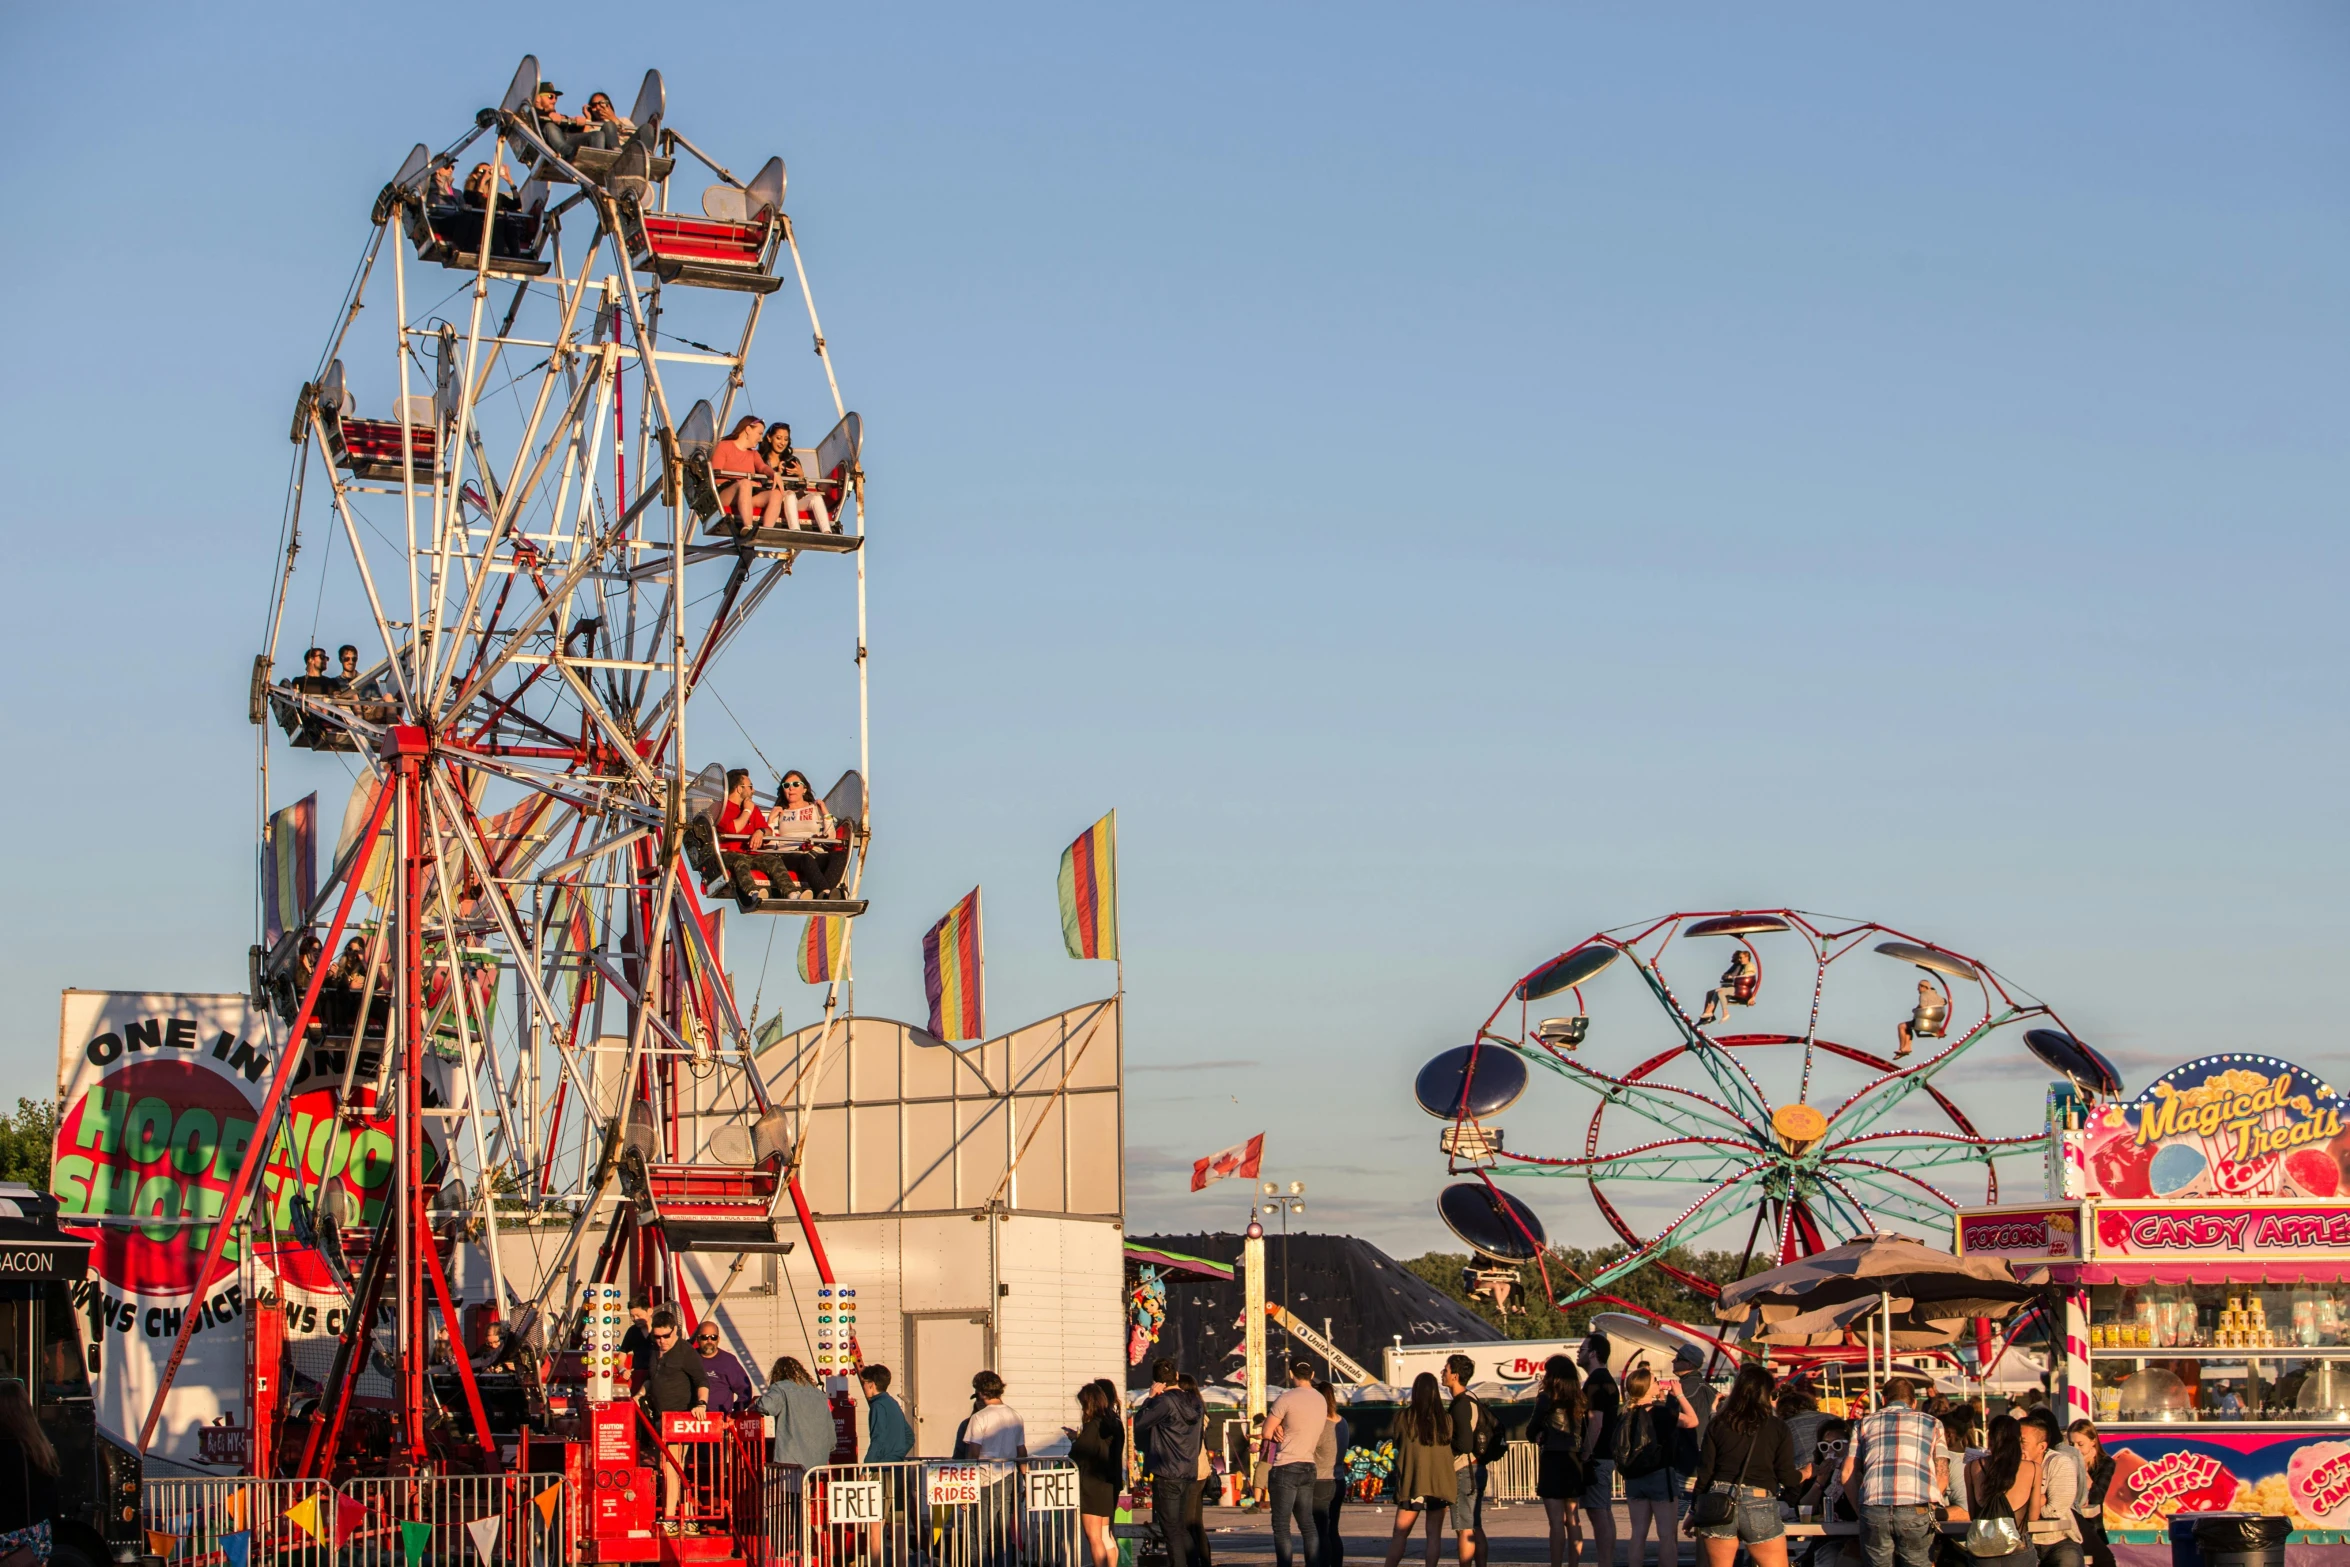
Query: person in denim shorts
1686,1364,1801,1567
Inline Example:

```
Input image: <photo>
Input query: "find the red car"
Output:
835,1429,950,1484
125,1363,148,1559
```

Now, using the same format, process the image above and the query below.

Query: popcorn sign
812,1284,858,1374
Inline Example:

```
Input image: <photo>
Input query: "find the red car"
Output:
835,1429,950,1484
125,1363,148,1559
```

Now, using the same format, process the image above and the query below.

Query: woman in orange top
709,415,777,530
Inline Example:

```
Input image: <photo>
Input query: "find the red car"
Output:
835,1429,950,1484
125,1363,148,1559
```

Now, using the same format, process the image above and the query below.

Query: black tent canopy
1125,1231,1501,1390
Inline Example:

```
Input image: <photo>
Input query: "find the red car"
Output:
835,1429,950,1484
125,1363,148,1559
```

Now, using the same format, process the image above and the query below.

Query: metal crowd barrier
1483,1441,1540,1502
142,1473,572,1565
646,1407,770,1548
781,1458,1084,1567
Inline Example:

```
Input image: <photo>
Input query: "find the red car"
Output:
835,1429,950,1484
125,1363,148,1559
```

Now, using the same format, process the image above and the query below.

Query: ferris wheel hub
1772,1101,1829,1153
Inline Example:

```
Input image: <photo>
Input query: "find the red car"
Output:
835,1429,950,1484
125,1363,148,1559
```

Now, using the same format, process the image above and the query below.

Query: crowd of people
708,413,840,534
1496,1328,2113,1567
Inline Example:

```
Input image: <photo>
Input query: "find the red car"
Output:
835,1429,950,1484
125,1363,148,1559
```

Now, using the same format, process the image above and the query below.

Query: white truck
1381,1313,1717,1392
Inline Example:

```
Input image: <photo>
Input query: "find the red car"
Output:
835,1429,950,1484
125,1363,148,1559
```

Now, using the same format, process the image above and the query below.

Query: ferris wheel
154,55,872,1472
1418,907,2105,1321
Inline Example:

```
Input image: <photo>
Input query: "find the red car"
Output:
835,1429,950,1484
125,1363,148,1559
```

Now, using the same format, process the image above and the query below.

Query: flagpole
1111,808,1123,1003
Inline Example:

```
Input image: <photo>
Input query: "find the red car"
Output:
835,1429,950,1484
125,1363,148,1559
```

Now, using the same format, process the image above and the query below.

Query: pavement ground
1197,1501,1703,1567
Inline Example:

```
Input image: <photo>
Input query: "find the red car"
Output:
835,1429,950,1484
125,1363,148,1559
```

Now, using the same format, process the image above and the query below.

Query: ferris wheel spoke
1829,1131,2040,1169
1825,1008,2021,1141
1818,1165,1957,1229
1805,1173,1883,1236
423,770,618,1134
1829,1156,1970,1213
1533,1056,1759,1144
1494,1148,1752,1183
1557,1171,1769,1306
1624,955,1774,1126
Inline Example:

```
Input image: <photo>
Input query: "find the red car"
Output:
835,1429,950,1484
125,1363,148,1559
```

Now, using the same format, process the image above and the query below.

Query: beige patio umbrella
1715,1234,2037,1397
1740,1295,1971,1350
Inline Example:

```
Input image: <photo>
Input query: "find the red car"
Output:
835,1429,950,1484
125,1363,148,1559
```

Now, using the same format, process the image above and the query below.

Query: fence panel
1484,1442,1540,1502
787,1458,1084,1567
142,1473,572,1565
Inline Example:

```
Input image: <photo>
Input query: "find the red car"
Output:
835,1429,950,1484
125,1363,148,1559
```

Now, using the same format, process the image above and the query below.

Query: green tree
1401,1244,1774,1340
0,1099,59,1188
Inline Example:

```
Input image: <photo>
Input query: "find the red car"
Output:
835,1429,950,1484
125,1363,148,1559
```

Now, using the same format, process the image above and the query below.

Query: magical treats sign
2082,1054,2349,1202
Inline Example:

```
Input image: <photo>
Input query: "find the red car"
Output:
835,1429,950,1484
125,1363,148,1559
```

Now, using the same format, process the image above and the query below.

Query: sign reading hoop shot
50,991,280,1464
52,989,459,1465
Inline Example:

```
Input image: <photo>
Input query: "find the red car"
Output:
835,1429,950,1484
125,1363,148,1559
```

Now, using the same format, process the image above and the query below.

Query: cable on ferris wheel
1414,907,2109,1339
150,53,875,1475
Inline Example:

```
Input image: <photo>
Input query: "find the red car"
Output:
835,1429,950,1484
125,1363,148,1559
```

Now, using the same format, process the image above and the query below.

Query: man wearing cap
524,82,590,161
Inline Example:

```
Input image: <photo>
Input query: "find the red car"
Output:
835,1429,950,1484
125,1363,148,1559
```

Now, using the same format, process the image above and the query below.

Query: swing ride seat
627,209,785,294
1909,1000,1951,1040
560,142,674,185
640,1162,798,1253
681,806,868,918
401,199,553,278
330,416,440,484
691,411,863,554
273,676,363,752
692,460,862,556
1729,972,1761,1005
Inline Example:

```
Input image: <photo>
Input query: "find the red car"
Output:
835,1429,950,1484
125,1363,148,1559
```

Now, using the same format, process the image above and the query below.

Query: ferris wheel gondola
159,54,877,1476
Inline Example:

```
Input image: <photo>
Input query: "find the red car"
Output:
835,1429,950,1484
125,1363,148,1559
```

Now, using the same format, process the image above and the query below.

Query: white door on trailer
910,1312,991,1456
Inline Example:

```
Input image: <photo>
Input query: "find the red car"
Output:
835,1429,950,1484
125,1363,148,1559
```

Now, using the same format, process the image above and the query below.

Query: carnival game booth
1957,1051,2350,1553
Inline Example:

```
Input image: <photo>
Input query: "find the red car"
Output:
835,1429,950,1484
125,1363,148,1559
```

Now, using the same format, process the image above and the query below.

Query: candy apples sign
2081,1054,2347,1201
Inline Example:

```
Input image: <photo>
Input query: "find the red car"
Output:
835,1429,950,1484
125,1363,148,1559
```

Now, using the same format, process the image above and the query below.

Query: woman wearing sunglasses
760,771,843,897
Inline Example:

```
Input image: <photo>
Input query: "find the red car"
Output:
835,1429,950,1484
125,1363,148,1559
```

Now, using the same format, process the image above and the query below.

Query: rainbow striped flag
799,915,845,984
262,793,318,947
1057,810,1119,961
922,888,984,1042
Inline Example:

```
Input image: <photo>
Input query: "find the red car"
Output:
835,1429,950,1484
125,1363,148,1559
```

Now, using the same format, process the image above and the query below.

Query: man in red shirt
716,769,792,905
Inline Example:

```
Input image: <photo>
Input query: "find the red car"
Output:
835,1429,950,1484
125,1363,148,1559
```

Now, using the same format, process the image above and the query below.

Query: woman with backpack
1383,1374,1457,1567
1685,1363,1800,1567
1530,1357,1586,1567
1615,1365,1699,1567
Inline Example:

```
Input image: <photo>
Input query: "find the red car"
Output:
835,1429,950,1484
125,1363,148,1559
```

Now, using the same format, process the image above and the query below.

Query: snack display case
1957,1052,2350,1546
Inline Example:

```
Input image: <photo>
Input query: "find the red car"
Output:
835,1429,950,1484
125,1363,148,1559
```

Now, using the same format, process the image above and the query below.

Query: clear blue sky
4,6,2344,1258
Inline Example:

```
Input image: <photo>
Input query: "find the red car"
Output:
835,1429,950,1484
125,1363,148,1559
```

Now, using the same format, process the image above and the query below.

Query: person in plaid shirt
1838,1379,1947,1567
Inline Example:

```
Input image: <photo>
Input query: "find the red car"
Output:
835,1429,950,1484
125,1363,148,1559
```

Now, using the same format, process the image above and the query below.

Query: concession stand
1957,1051,2350,1549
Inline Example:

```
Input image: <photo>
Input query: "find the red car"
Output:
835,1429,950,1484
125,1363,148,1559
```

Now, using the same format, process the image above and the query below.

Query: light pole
1260,1180,1305,1361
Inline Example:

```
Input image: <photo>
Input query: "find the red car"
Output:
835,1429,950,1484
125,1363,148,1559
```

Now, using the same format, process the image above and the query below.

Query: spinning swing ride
164,55,872,1478
1418,908,2105,1327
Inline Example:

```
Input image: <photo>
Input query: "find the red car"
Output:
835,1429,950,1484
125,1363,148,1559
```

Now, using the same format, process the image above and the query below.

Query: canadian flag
1191,1133,1265,1192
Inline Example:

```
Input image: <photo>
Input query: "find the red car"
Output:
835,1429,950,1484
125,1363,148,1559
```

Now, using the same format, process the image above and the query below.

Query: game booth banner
1957,1051,2350,1549
52,990,452,1466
